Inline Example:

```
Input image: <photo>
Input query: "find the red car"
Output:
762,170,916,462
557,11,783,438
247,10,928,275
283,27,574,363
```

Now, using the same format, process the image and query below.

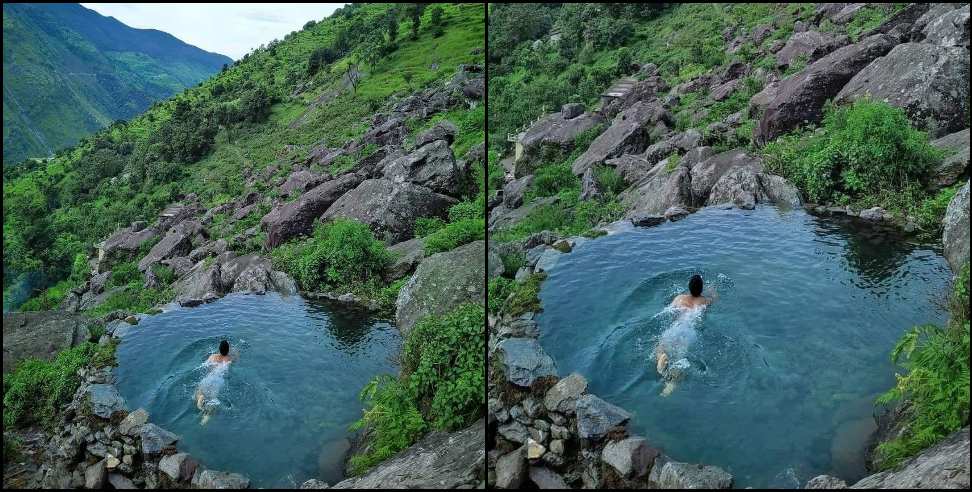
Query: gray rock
836,42,969,138
2,311,94,373
775,31,848,69
850,426,968,489
929,129,970,190
707,167,761,209
943,181,970,273
262,173,363,248
529,466,568,489
533,248,562,273
160,453,199,482
414,120,458,147
383,139,464,196
757,174,803,208
495,446,527,489
602,437,659,478
172,261,223,307
664,205,691,221
279,169,327,196
922,4,970,48
489,196,559,232
496,338,557,387
654,460,733,489
572,100,671,176
395,241,497,335
300,479,331,489
579,167,602,201
385,237,426,281
191,469,250,489
607,154,652,185
858,207,887,222
118,408,149,436
107,473,137,489
332,419,484,489
805,474,848,488
85,459,107,489
137,224,194,271
87,384,126,419
575,394,631,440
631,214,667,227
322,178,457,244
710,79,739,102
503,175,535,209
622,166,693,217
690,149,764,205
140,423,179,455
517,112,605,173
544,373,588,414
498,420,530,444
97,225,159,271
755,34,894,144
561,103,584,120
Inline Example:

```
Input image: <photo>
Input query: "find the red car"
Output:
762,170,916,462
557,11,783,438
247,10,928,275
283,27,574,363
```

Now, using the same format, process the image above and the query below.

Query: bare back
671,293,710,309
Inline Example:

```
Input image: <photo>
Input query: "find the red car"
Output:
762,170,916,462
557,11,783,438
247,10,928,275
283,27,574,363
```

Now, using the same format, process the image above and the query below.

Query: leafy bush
85,282,175,318
499,250,526,277
3,342,99,430
763,100,943,204
529,163,580,199
594,165,625,196
423,218,484,255
107,261,141,289
414,217,446,237
489,272,546,317
349,304,484,475
19,280,72,312
271,219,391,293
876,263,970,469
447,200,481,222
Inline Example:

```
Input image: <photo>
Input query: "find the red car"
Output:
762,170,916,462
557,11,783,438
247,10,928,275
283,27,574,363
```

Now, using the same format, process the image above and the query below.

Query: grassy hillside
2,3,232,165
3,2,485,310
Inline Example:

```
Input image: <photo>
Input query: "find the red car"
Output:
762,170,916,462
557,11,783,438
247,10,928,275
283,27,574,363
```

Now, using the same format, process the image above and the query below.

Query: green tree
409,3,427,40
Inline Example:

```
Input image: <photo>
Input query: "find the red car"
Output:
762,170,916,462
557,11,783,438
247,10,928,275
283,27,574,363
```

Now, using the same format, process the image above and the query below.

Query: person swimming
195,340,234,425
654,275,715,396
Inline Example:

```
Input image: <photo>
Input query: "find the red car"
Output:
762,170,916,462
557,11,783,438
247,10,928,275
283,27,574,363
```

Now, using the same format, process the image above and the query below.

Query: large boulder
621,166,693,217
385,237,426,282
495,338,557,388
494,446,527,489
929,129,971,190
849,426,969,489
921,4,970,48
279,170,327,196
322,179,457,244
171,261,223,307
575,394,631,441
220,254,296,295
360,116,408,147
943,180,970,273
382,139,464,196
262,173,364,248
775,31,849,69
139,423,179,456
707,166,762,209
86,384,126,419
395,241,499,335
159,453,199,482
332,419,485,489
572,100,672,176
137,222,199,271
835,42,969,138
757,174,803,208
517,112,605,174
755,34,894,144
689,149,764,205
97,224,158,271
602,437,658,479
414,120,458,147
2,311,93,373
503,175,535,209
544,373,588,414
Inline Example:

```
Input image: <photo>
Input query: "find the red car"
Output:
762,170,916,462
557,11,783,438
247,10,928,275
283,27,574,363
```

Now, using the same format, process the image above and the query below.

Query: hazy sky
82,3,347,59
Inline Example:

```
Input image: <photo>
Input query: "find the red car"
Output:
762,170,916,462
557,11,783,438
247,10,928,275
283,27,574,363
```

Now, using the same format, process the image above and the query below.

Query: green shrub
488,277,513,315
3,343,96,430
490,272,546,317
876,263,970,469
151,264,176,286
349,304,484,475
423,218,484,255
763,100,943,204
271,219,391,293
528,163,580,199
85,282,175,318
401,304,485,429
499,250,526,277
414,217,446,237
665,153,681,173
19,280,73,312
594,165,625,196
447,200,481,222
348,375,427,476
107,261,141,289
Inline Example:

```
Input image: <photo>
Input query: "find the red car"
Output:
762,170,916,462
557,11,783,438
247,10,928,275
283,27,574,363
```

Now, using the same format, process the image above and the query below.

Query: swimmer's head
219,340,229,356
689,275,703,297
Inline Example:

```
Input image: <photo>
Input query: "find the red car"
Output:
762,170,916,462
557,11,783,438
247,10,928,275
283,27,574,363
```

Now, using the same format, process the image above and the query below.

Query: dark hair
219,340,229,356
689,275,703,297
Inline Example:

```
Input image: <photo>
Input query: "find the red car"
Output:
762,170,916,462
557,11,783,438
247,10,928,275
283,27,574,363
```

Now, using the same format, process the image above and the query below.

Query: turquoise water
115,293,399,488
537,206,951,488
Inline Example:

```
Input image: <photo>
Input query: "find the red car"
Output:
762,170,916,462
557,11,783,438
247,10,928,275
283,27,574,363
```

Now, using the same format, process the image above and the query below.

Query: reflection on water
114,293,399,488
538,206,949,488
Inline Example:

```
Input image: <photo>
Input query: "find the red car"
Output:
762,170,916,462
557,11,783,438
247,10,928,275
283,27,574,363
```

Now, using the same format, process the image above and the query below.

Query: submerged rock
653,460,733,489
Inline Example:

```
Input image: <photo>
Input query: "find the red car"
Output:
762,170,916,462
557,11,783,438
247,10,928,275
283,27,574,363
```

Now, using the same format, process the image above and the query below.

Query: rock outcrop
929,129,971,190
381,139,465,196
395,240,500,334
322,178,457,244
2,311,95,373
943,180,970,273
262,173,364,248
572,100,672,176
755,34,894,144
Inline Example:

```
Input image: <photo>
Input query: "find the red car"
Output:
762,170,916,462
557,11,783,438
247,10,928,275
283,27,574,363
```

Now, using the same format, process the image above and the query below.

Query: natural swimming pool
115,292,399,488
537,206,951,488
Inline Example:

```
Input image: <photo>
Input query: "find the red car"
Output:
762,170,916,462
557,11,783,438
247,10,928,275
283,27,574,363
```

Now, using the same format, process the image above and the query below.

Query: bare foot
661,381,676,397
200,413,210,426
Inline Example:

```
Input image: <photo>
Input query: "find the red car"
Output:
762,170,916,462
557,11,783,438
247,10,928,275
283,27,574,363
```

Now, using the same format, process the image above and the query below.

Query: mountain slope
2,3,232,165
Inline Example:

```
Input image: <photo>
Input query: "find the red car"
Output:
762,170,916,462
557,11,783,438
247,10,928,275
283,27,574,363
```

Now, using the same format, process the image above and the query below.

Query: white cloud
81,3,347,60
